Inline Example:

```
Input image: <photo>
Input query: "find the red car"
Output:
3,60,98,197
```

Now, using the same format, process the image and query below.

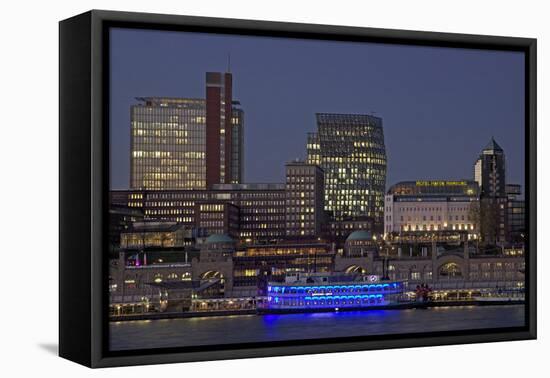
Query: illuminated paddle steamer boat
262,272,405,312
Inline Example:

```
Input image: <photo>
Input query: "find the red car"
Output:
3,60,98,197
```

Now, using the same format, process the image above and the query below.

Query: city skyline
110,28,525,192
105,26,528,352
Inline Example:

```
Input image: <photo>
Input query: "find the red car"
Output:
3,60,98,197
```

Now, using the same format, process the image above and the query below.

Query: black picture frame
59,9,537,368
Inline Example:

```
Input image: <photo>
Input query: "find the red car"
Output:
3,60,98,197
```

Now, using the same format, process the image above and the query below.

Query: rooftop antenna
227,53,231,73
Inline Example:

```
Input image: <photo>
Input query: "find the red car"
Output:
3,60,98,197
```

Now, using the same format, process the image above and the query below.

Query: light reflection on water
110,305,525,351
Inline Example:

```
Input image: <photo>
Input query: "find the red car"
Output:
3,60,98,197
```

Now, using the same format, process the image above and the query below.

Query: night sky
109,28,525,191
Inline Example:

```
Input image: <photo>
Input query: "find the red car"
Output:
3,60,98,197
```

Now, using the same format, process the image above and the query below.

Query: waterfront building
384,180,480,239
334,232,525,294
109,231,525,315
109,250,193,315
474,138,508,245
307,113,387,227
129,72,244,190
232,242,335,296
112,235,238,315
285,160,325,238
192,234,236,296
108,205,143,255
119,221,193,250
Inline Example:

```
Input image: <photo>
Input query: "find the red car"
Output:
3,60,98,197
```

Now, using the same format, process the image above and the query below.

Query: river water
110,305,525,351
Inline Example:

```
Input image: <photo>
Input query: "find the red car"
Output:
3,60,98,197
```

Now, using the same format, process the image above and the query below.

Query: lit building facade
232,242,334,296
108,205,144,254
109,250,193,315
384,180,480,239
230,103,245,184
195,201,240,239
129,72,244,190
110,183,286,243
335,231,524,291
307,113,387,227
285,161,325,238
130,97,207,190
119,222,191,249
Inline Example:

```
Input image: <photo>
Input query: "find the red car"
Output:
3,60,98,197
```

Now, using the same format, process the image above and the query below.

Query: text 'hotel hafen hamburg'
108,72,526,317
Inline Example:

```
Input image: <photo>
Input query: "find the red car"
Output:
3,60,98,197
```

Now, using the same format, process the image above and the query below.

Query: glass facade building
307,113,387,227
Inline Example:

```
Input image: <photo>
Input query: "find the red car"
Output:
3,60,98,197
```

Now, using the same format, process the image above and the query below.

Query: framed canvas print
59,10,537,368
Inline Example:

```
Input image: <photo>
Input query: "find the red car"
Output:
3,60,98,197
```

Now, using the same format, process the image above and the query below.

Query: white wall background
0,0,546,376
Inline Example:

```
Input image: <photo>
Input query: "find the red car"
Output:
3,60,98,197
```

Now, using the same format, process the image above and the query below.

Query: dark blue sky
110,28,525,191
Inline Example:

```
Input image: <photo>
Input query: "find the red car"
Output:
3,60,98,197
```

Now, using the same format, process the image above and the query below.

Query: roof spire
483,137,503,152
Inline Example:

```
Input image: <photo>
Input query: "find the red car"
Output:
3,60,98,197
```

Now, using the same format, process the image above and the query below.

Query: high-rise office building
130,97,207,190
474,138,506,198
474,138,507,245
284,160,325,237
130,72,244,190
230,102,245,184
307,113,387,226
206,72,233,187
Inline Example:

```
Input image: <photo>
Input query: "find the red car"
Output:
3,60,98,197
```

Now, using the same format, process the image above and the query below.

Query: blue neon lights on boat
263,277,404,311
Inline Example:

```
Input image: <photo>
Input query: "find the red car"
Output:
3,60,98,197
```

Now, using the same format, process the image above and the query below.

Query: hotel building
232,242,334,296
129,72,243,190
384,180,480,239
307,113,387,227
334,231,524,291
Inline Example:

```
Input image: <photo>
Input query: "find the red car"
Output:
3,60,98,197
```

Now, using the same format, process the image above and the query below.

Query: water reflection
110,305,525,351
